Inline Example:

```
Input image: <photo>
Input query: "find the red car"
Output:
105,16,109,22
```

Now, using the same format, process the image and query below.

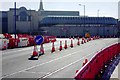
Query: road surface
1,38,119,79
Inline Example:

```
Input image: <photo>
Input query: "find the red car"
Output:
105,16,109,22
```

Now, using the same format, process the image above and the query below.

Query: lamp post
97,9,99,36
97,9,99,17
29,9,31,35
79,4,85,36
14,2,16,40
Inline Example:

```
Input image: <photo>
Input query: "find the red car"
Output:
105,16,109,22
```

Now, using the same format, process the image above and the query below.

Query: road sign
35,35,44,45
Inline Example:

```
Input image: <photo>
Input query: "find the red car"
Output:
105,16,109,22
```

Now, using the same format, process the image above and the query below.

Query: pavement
1,38,119,79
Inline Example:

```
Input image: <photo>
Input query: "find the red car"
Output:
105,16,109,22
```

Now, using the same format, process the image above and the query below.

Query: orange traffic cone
87,38,89,42
85,59,88,64
28,45,38,60
89,37,91,41
81,40,84,44
64,40,67,49
82,37,84,41
82,59,88,67
39,44,44,56
77,38,80,45
84,39,86,43
70,40,73,48
59,41,62,51
82,62,86,67
51,42,55,53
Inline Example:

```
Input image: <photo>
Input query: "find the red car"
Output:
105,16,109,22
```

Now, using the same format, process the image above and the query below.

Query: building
1,0,118,37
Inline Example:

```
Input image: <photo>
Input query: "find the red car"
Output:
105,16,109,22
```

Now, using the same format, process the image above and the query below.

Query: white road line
1,39,104,78
40,52,93,79
2,38,117,78
2,49,83,78
23,71,47,74
2,47,32,55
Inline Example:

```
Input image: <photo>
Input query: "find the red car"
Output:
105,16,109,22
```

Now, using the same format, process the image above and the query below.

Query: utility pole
14,2,16,40
79,4,86,36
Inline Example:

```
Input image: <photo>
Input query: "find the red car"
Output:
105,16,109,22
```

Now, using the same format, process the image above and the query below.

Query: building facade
1,0,118,37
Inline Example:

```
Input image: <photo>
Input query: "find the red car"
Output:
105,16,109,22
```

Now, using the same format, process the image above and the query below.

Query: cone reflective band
59,41,62,51
64,40,67,49
51,42,55,53
70,40,73,48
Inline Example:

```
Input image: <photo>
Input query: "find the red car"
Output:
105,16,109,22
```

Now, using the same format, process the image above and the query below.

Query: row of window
41,17,117,24
48,17,115,21
16,15,32,21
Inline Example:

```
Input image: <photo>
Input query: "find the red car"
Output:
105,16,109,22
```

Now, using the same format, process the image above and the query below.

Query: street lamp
79,4,86,36
97,9,99,17
97,9,99,36
79,4,85,17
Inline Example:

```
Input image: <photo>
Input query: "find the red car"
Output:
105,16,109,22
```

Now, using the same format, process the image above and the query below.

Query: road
1,38,119,79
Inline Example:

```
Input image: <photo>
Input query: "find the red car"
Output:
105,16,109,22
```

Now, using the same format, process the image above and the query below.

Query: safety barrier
74,43,120,80
1,33,57,50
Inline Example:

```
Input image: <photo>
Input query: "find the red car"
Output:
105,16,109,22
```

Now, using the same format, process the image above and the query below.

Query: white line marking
41,52,93,79
2,50,82,78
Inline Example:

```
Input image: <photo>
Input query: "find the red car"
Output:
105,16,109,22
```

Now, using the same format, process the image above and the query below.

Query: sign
35,35,44,45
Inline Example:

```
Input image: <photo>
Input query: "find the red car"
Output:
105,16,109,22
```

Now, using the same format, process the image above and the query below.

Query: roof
40,16,118,25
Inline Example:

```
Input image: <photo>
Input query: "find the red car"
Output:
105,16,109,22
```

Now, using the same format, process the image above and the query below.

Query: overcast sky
0,0,119,19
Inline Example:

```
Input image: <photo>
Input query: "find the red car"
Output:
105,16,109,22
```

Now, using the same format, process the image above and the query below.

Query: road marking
2,49,84,78
2,38,118,78
2,47,32,55
1,38,102,78
40,52,93,79
23,71,47,74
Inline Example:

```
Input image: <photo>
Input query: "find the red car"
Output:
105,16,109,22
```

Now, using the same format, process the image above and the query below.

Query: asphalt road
1,38,119,79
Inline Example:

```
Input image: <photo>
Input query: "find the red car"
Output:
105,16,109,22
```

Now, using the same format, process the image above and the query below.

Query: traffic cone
39,44,44,56
77,38,80,45
51,42,55,53
59,41,62,51
84,39,86,43
64,40,67,49
70,40,73,48
82,37,84,41
82,59,88,67
89,37,91,41
82,62,86,67
87,38,89,42
28,45,38,60
85,59,88,64
81,40,84,44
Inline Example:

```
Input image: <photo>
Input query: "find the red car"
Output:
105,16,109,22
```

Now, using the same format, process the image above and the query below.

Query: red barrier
75,43,120,79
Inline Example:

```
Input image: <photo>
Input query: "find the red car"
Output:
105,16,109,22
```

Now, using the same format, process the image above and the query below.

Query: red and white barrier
74,43,120,79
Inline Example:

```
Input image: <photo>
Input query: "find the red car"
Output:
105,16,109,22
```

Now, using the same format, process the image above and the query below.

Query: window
19,11,28,21
28,16,31,21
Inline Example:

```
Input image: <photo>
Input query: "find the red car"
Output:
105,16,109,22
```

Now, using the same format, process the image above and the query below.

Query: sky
0,0,119,19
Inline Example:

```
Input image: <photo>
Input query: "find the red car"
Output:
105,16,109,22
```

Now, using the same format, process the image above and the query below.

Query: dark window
2,17,8,22
16,15,19,21
28,16,31,21
19,11,28,21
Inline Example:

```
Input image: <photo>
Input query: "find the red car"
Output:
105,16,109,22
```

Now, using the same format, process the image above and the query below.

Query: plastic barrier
8,38,20,48
0,34,9,50
74,43,120,80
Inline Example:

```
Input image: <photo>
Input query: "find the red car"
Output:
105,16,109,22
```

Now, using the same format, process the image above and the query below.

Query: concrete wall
40,25,118,37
